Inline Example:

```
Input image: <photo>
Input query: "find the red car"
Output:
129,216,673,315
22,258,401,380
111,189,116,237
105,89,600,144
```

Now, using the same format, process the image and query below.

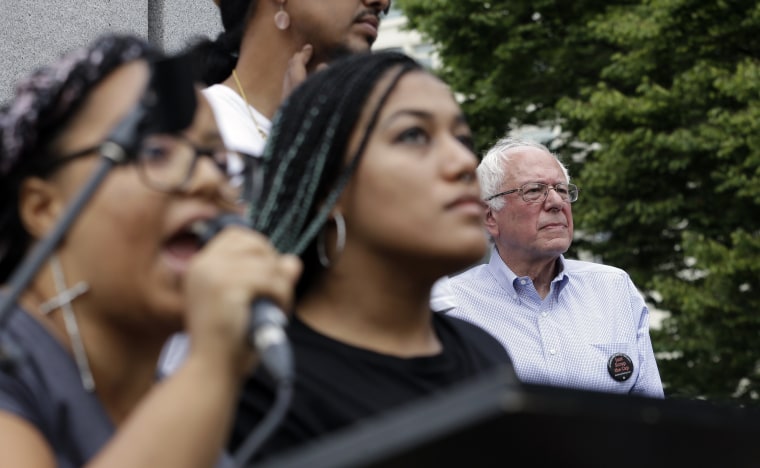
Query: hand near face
281,44,329,101
182,226,302,378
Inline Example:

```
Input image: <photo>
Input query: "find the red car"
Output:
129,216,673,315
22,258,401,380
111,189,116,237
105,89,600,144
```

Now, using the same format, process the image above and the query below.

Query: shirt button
520,279,527,285
549,349,556,355
541,312,547,318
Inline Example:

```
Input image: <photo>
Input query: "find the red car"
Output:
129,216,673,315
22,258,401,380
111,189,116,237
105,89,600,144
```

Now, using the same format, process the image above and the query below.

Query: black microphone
191,214,294,384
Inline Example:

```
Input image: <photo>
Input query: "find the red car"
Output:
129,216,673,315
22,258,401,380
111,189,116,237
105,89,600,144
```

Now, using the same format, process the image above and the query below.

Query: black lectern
254,368,760,468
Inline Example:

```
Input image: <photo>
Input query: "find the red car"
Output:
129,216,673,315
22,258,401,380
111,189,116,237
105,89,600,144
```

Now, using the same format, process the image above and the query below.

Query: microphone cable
232,377,294,467
192,214,296,467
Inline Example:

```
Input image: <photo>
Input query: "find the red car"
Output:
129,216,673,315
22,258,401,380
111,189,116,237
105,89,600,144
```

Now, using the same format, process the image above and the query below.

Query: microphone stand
0,104,146,369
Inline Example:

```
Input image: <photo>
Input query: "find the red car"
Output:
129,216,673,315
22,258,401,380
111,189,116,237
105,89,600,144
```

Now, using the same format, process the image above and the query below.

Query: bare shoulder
0,411,56,468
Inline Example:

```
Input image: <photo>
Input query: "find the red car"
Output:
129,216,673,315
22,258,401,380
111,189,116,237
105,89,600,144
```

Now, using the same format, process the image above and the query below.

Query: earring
40,255,95,392
317,211,346,269
274,2,290,30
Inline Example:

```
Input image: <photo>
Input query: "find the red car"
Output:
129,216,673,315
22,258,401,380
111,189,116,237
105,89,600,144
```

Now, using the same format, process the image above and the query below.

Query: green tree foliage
398,0,633,152
398,0,760,404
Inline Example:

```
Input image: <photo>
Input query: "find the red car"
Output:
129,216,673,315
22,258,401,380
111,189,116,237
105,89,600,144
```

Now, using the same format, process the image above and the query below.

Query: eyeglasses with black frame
485,182,580,204
41,133,258,201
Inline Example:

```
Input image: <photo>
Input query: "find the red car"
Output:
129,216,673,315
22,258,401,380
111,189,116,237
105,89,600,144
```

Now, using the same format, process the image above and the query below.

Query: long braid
255,96,331,247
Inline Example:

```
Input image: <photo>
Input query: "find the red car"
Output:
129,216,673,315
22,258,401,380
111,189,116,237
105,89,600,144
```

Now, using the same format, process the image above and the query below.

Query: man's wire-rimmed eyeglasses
485,182,580,203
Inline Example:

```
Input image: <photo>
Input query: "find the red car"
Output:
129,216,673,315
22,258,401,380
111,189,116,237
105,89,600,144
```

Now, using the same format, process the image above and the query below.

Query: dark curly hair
0,34,158,282
186,0,257,85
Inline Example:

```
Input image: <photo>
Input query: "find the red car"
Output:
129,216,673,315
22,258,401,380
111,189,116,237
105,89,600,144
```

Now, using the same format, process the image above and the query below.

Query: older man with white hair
437,136,664,398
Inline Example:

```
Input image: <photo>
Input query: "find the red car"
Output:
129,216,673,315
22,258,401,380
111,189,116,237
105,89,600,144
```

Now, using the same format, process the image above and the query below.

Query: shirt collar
487,245,570,295
554,255,570,293
486,245,518,296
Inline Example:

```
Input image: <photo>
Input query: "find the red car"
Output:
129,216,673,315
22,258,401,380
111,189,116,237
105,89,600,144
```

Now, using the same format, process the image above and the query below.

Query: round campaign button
607,353,634,382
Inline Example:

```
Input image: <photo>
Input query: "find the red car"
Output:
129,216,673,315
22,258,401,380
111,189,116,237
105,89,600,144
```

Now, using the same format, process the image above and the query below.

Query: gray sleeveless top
0,304,113,467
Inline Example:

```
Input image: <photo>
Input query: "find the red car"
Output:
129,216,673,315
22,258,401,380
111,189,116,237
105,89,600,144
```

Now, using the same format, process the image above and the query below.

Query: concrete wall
0,0,222,103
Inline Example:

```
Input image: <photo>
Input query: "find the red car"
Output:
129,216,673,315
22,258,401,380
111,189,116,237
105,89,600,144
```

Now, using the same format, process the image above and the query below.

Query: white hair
478,136,571,211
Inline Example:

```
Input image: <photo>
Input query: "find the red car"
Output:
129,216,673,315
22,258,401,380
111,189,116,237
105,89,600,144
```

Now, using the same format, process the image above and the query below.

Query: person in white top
187,0,392,157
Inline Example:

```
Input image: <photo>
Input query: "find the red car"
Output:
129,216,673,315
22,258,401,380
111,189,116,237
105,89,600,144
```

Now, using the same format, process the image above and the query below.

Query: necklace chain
231,69,269,141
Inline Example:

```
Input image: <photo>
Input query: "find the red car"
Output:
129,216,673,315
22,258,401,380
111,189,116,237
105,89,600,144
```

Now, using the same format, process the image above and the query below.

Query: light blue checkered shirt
435,246,664,398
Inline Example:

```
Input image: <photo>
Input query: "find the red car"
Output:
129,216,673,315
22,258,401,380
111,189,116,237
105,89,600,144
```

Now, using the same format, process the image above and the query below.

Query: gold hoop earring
317,211,346,269
274,2,290,30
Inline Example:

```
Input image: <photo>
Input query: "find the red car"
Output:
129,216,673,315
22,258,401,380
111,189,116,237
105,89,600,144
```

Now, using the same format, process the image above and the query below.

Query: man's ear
484,206,499,239
18,177,65,240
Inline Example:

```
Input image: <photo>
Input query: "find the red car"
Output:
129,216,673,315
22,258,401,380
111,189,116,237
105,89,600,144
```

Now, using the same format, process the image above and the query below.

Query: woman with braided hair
159,0,393,375
229,50,517,463
0,34,300,467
